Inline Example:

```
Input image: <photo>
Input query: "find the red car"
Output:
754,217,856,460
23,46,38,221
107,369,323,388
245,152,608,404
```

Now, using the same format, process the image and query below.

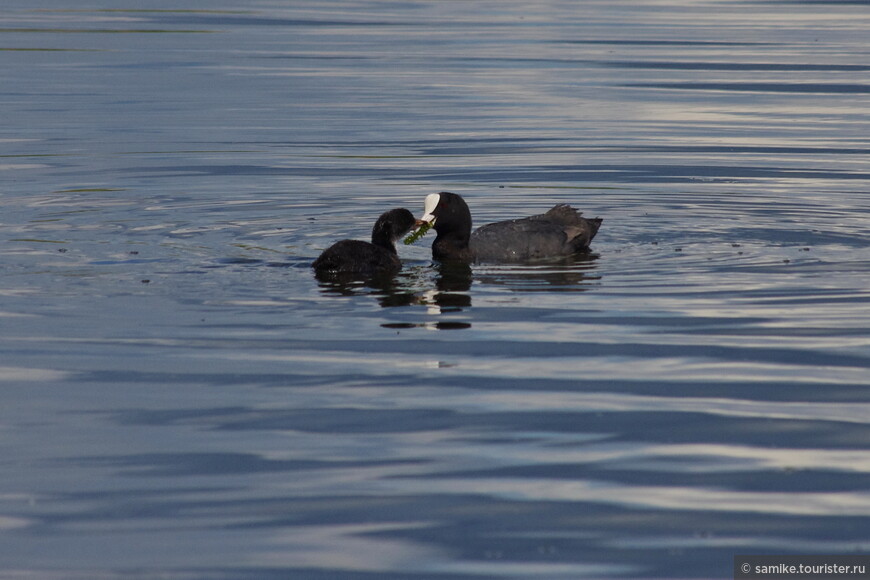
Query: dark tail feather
566,217,602,252
588,217,603,240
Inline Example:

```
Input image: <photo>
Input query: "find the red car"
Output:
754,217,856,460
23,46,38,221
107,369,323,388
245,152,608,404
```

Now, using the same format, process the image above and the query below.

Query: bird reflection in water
316,254,598,331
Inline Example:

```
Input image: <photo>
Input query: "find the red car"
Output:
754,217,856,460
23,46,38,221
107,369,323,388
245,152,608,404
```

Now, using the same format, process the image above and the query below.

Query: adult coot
415,192,602,262
312,208,416,277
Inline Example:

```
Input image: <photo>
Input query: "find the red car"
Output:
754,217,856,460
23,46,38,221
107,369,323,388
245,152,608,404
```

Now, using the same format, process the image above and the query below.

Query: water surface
1,1,869,579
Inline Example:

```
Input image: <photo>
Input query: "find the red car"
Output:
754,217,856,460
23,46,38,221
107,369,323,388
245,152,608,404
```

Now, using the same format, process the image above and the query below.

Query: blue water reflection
1,1,869,579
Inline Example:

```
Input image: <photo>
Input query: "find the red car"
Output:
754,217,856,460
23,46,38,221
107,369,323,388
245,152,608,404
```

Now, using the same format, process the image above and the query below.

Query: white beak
419,192,440,224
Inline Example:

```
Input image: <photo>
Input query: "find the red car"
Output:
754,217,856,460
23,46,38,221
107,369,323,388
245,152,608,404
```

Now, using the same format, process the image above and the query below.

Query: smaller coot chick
312,208,416,277
415,192,602,263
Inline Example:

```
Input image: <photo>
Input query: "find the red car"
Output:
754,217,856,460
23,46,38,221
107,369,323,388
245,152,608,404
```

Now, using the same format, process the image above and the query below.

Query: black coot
414,192,602,262
312,208,416,277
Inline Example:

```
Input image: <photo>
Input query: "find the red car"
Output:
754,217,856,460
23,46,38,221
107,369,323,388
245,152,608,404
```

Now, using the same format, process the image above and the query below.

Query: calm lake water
1,1,869,579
